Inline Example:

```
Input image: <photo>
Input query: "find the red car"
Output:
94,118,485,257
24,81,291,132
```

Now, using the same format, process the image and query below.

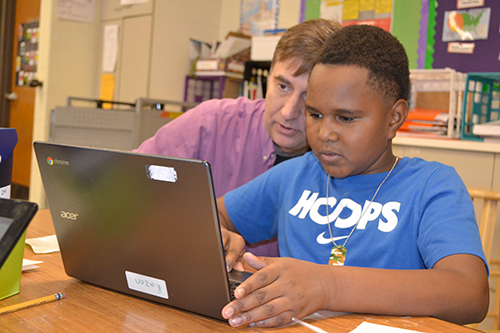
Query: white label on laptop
146,165,177,182
0,185,11,199
125,271,169,299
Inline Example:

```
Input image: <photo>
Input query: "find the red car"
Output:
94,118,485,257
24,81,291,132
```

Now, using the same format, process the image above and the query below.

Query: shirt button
263,155,268,161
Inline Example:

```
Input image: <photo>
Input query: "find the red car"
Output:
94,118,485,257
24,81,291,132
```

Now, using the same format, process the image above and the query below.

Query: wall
30,0,100,206
148,1,224,101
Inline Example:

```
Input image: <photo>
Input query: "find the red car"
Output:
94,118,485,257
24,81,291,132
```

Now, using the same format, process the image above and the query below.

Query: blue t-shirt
225,152,487,270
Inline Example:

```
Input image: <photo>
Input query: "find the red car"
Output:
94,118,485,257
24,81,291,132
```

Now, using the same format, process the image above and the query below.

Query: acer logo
61,211,78,220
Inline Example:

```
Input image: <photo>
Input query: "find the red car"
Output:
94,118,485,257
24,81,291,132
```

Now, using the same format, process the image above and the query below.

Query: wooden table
0,209,480,332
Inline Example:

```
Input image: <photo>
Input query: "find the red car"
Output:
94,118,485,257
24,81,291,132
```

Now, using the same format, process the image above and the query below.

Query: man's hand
222,253,328,328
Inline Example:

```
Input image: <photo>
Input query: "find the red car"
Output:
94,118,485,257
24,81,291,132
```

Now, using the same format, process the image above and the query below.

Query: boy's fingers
223,282,277,321
226,246,243,272
226,296,293,328
233,260,245,272
222,230,246,272
235,255,279,299
242,252,269,270
222,229,230,250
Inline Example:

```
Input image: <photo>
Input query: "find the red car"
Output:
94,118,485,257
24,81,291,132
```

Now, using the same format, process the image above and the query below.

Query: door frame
0,0,16,127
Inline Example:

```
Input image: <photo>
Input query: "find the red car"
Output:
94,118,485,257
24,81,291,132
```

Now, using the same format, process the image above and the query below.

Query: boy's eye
339,116,355,123
308,112,322,119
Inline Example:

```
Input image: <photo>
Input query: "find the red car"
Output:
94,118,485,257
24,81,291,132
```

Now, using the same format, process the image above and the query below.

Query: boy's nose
318,121,338,142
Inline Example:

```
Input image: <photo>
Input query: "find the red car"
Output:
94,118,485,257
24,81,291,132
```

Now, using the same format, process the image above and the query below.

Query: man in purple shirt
134,19,341,256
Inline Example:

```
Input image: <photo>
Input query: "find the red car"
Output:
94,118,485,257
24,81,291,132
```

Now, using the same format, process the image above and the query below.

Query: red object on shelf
405,108,448,122
399,108,449,136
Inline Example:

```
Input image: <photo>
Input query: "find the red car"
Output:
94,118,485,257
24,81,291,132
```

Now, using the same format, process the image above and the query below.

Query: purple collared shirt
134,97,276,198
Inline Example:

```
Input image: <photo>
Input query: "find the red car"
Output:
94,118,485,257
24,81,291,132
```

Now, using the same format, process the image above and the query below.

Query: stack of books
398,108,449,137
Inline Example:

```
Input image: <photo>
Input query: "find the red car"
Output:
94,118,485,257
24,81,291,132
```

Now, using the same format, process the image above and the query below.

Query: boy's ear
388,99,409,139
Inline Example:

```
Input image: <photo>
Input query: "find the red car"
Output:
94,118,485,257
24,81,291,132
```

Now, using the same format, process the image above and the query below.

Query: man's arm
222,253,488,327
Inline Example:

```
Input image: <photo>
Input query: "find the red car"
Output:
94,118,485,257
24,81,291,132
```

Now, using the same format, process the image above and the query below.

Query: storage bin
461,72,500,141
0,128,24,300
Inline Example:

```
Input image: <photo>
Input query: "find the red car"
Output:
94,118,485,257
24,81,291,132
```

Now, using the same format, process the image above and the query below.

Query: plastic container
461,72,500,141
0,128,24,300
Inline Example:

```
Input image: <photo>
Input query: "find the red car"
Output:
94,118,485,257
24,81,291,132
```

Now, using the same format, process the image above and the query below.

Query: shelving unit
183,74,242,104
407,69,466,139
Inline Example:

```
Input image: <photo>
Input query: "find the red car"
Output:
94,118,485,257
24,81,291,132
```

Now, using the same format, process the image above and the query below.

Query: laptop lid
34,141,240,321
0,198,38,269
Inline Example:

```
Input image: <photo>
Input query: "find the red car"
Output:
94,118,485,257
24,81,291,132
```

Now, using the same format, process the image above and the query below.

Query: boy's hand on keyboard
221,227,246,272
222,253,328,328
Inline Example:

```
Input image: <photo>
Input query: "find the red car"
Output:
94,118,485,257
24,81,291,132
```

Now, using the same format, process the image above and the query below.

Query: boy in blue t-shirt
217,25,489,328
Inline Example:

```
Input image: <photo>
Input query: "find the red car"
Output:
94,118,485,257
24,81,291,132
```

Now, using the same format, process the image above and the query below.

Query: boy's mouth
319,150,340,163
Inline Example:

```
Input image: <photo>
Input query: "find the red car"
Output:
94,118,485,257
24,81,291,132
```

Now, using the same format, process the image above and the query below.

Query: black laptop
34,141,250,321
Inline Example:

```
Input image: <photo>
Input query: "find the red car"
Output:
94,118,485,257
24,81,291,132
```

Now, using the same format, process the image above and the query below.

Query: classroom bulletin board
430,0,499,72
300,0,500,72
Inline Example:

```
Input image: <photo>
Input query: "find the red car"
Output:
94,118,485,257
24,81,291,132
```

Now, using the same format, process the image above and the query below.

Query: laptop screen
0,217,13,239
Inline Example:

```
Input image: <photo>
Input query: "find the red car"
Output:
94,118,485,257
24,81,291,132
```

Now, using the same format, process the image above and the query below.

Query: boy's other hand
222,253,328,328
221,227,246,272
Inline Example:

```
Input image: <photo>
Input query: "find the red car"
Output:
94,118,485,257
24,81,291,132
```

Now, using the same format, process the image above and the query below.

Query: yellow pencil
0,293,65,316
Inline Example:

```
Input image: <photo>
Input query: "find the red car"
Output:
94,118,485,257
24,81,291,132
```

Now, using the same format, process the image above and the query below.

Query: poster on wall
15,22,39,87
240,0,280,36
56,0,95,23
429,0,500,72
442,7,490,42
316,0,393,32
319,0,343,23
102,25,119,73
342,0,392,31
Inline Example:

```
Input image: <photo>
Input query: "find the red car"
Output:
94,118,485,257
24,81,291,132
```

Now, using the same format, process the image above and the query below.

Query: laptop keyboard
229,281,240,300
228,270,252,300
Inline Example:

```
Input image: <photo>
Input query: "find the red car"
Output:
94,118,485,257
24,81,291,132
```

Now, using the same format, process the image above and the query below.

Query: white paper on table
25,235,60,254
22,258,43,271
350,322,424,333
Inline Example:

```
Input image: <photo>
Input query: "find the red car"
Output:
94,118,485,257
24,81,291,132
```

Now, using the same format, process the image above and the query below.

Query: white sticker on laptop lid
146,165,177,182
125,271,169,299
0,185,11,199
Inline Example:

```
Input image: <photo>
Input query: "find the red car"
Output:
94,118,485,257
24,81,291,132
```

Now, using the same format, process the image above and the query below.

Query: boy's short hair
271,19,342,77
315,24,410,102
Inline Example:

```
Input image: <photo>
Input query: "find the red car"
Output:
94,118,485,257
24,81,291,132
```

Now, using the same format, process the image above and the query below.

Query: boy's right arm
217,196,246,272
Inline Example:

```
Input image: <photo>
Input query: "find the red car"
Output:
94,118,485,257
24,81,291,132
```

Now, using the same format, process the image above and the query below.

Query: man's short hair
271,19,342,77
315,24,410,102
